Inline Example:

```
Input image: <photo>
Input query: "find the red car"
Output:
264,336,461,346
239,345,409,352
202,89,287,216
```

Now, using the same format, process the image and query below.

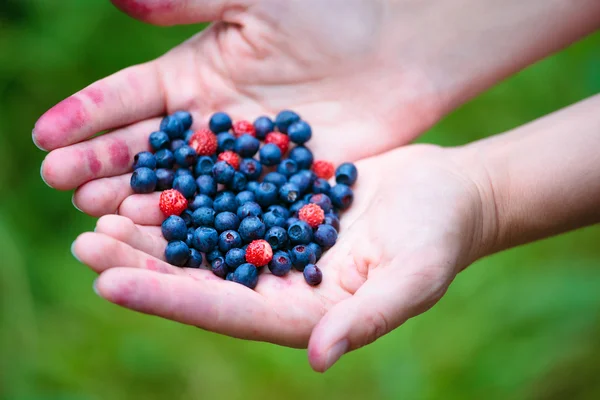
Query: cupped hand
71,144,496,372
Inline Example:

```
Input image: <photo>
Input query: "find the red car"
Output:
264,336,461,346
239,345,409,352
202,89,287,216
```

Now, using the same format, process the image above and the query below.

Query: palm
73,145,484,370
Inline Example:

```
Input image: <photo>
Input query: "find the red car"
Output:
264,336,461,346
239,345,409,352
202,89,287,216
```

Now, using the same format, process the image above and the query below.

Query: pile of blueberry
130,110,357,290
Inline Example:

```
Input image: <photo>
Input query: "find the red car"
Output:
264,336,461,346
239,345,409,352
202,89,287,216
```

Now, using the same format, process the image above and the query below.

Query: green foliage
1,1,599,398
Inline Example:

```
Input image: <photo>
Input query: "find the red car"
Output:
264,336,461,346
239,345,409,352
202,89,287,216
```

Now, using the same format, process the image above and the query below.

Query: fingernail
71,240,81,263
71,193,82,213
323,339,349,371
39,161,52,188
93,278,100,296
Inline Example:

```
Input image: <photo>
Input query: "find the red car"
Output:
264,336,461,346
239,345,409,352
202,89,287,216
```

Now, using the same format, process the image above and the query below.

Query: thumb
110,0,253,25
307,265,453,372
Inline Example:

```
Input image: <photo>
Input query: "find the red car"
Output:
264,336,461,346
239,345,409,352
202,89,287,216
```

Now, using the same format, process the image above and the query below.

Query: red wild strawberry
159,189,188,216
217,150,241,170
298,203,325,228
312,160,335,180
265,132,290,154
245,239,273,267
232,120,256,137
189,128,217,156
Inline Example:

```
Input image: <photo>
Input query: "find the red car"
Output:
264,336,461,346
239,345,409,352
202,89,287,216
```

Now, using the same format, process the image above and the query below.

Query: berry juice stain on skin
85,149,102,175
82,87,104,106
34,97,88,149
111,0,174,19
109,139,131,169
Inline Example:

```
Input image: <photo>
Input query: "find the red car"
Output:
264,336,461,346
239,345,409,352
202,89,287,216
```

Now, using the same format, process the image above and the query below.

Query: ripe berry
289,200,308,216
189,129,218,156
212,161,235,184
234,134,260,157
239,158,262,180
265,226,288,250
309,193,333,213
133,151,156,170
165,241,190,266
225,248,246,270
189,194,213,210
160,189,188,216
174,168,193,179
253,116,274,140
255,182,278,207
274,110,300,134
265,132,290,154
259,143,282,166
245,239,273,267
170,139,186,152
330,184,354,210
130,167,157,194
161,215,188,241
172,110,193,130
232,120,256,137
217,132,236,152
237,201,262,220
155,168,175,190
186,248,203,268
235,190,255,206
192,226,219,252
285,217,299,229
263,172,287,188
279,182,301,204
263,211,286,230
287,220,313,245
314,224,338,249
192,207,216,227
277,159,298,177
217,150,241,170
288,121,312,144
335,162,358,186
298,203,325,228
160,115,185,139
289,146,313,170
303,264,322,286
194,156,215,176
149,131,170,151
239,216,266,243
289,172,311,194
213,191,238,213
184,129,195,143
218,230,243,252
324,212,340,231
173,174,197,198
209,112,232,134
232,263,259,289
290,244,316,271
228,172,248,192
267,204,290,219
246,181,259,193
312,178,331,195
195,175,217,197
211,257,228,278
155,149,175,169
307,242,323,261
206,249,223,263
269,251,292,277
214,211,240,232
312,160,334,180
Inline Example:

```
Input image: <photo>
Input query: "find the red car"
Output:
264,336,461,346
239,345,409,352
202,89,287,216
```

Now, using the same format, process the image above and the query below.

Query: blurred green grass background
1,1,599,399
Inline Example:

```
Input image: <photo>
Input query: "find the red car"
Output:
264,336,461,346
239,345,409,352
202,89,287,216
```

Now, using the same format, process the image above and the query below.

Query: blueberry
209,112,233,134
206,249,223,263
263,172,287,188
227,171,247,192
312,178,331,195
174,168,193,178
155,149,175,169
186,248,203,268
265,226,288,250
194,156,214,176
302,193,313,203
314,224,338,249
161,215,187,241
288,220,313,245
192,227,219,253
196,175,217,197
279,182,301,204
213,191,237,213
173,145,197,168
288,121,312,144
335,162,358,186
240,158,262,180
253,115,275,140
268,251,292,277
237,201,262,220
226,272,234,281
289,200,308,216
172,110,193,130
192,207,216,227
189,194,213,210
290,244,316,271
165,241,190,266
330,184,354,210
289,173,310,194
234,134,260,157
232,263,259,289
170,139,186,152
211,256,228,279
217,132,236,152
255,182,278,207
149,131,170,151
218,230,243,253
263,211,286,230
213,160,235,184
288,146,313,170
274,110,300,134
225,248,246,270
215,211,240,232
160,115,185,139
303,264,323,286
236,190,256,206
133,151,156,170
246,181,260,193
184,129,195,143
238,216,266,243
308,242,323,261
277,159,298,177
324,213,340,231
130,167,157,193
267,205,290,219
173,174,197,198
155,168,175,190
298,169,317,185
181,209,194,226
186,231,194,247
285,217,299,229
309,193,333,213
259,143,282,166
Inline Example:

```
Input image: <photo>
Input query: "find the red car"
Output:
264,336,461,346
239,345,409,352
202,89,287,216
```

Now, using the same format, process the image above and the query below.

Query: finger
41,118,159,190
94,215,166,260
33,61,165,151
118,192,164,225
94,267,293,344
110,0,252,25
307,264,453,372
73,174,133,217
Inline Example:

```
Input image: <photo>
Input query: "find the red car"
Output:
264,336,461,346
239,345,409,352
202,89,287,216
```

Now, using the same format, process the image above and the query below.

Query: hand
71,144,494,372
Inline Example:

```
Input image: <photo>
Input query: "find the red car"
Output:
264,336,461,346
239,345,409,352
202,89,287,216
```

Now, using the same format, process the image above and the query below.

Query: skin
35,0,600,372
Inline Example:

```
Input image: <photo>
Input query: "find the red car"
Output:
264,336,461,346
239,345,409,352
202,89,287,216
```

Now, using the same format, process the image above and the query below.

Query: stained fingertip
40,160,53,188
34,96,88,151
